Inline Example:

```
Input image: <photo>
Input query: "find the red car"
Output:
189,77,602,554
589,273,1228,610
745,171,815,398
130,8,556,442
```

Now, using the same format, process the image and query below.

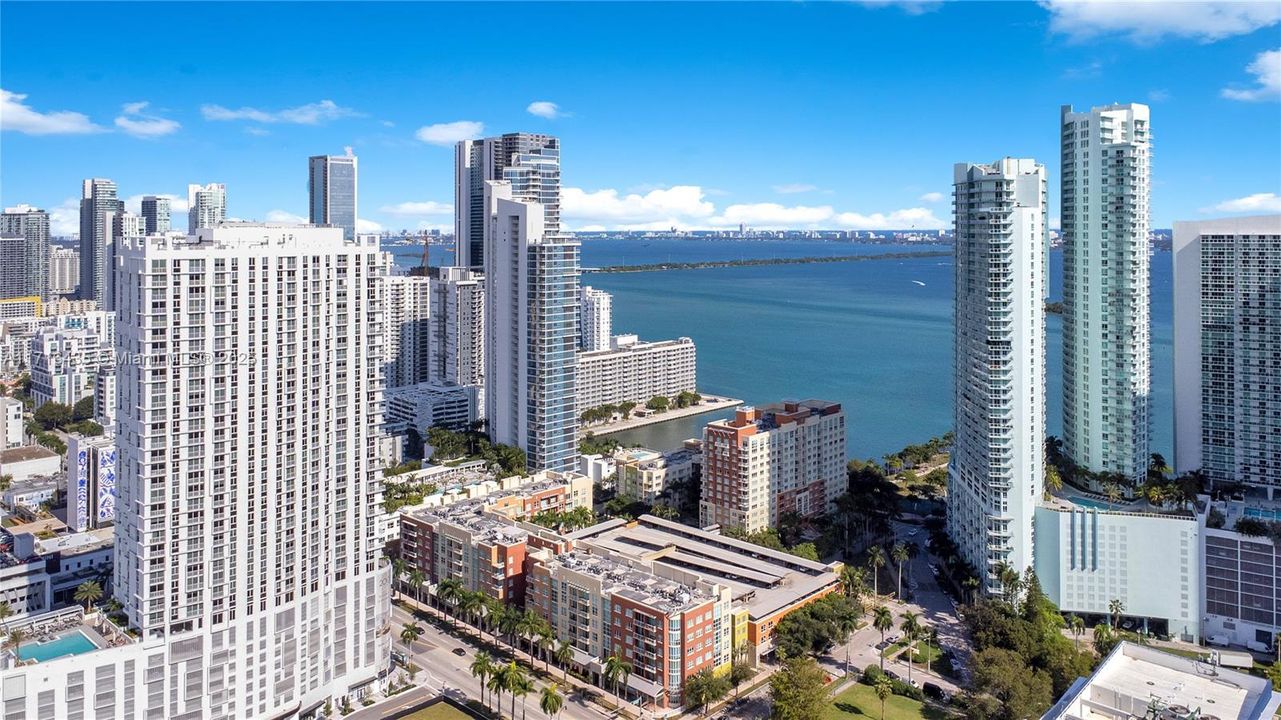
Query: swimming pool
1244,507,1281,522
1069,496,1120,511
17,630,98,662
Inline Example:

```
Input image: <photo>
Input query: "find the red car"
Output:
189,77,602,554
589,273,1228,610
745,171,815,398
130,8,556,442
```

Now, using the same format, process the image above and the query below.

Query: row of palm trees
393,567,641,718
870,605,941,685
469,652,568,720
861,541,919,599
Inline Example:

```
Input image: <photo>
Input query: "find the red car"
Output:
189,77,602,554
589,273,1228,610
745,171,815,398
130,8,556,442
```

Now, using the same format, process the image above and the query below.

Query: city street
813,519,969,695
386,600,621,720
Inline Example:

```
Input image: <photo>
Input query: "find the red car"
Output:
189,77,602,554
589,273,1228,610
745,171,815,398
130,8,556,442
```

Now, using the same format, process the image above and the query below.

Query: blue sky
2,1,1279,235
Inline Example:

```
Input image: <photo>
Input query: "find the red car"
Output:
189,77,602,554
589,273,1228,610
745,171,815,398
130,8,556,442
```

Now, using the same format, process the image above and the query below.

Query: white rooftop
1043,642,1280,720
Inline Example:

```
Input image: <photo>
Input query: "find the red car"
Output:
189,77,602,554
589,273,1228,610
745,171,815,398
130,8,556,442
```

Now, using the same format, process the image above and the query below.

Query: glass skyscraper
309,149,358,240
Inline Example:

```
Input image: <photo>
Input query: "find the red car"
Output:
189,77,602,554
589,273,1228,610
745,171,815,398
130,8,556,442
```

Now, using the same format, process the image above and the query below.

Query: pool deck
16,625,110,663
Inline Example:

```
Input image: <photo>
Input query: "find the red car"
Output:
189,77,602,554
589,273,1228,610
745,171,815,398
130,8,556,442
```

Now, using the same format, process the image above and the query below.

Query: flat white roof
1044,642,1280,720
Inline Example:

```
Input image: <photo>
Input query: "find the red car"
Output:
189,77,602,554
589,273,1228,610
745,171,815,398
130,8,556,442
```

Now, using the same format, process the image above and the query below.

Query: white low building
1034,500,1202,641
576,335,696,414
0,446,60,483
1044,641,1280,720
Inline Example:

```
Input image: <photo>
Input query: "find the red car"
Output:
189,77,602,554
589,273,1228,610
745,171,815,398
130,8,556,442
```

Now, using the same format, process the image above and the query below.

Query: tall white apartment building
1061,103,1152,486
428,266,484,390
575,335,696,414
482,181,579,471
456,133,560,269
108,225,392,717
700,400,846,533
49,246,80,296
1,204,50,300
140,195,171,235
382,274,432,388
947,158,1046,592
309,149,358,240
580,285,612,351
187,182,227,231
1173,215,1281,489
79,178,123,306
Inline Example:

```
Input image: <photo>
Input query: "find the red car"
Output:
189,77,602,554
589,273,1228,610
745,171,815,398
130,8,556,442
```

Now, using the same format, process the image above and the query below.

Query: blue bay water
392,238,1174,461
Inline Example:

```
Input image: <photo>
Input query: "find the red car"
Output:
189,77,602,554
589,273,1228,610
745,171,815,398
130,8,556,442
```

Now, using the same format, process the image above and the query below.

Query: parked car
1247,640,1271,654
452,647,467,656
922,682,946,701
875,640,890,651
1207,634,1231,647
886,670,901,681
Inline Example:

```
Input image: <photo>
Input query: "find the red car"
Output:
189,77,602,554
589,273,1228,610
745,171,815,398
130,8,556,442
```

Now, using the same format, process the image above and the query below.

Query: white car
1247,640,1271,654
1207,634,1231,647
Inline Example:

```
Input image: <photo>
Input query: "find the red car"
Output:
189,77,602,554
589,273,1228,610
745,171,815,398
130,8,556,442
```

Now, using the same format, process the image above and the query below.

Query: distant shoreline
583,250,952,274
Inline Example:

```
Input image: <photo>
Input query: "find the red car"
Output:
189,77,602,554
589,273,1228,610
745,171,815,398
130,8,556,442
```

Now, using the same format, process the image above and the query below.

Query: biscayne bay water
392,238,1174,461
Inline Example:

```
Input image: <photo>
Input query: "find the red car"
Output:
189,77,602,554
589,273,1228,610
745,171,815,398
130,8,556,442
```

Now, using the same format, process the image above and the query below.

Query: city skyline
2,2,1279,236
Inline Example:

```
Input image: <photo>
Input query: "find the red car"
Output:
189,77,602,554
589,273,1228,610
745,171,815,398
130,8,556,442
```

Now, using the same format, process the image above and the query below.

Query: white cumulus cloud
526,101,567,119
1208,192,1281,213
379,201,453,216
773,183,819,194
919,191,945,203
1,89,105,135
562,186,716,230
1221,48,1281,101
415,120,484,146
357,218,383,233
48,198,81,236
114,101,180,138
1043,0,1281,43
201,99,360,125
265,210,307,223
123,193,190,215
561,184,946,231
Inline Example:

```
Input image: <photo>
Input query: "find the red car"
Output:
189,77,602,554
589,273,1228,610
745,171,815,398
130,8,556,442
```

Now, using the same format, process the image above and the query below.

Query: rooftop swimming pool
1244,507,1281,522
17,630,98,663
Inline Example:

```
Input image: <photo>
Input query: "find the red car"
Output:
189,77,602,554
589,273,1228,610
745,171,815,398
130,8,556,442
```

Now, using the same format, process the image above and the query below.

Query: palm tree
0,601,12,633
408,569,427,608
867,545,886,596
489,669,508,719
400,622,424,653
603,653,632,709
961,575,980,605
537,631,554,672
461,591,484,634
512,673,532,720
1149,453,1172,483
554,640,574,681
1045,463,1063,497
1068,614,1085,649
517,610,541,656
499,608,522,649
899,611,921,685
891,543,909,598
471,651,494,709
5,627,26,652
840,565,865,600
1103,481,1123,510
74,580,103,612
391,558,407,599
1108,598,1125,629
438,578,463,626
994,562,1020,605
540,683,565,720
873,606,893,671
874,678,892,720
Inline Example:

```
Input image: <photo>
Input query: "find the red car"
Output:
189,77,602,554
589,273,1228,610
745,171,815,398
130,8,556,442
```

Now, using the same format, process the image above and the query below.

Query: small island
583,249,952,274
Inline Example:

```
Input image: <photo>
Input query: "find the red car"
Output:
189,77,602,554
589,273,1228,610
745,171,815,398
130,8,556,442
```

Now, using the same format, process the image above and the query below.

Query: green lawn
401,701,477,720
827,682,946,720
